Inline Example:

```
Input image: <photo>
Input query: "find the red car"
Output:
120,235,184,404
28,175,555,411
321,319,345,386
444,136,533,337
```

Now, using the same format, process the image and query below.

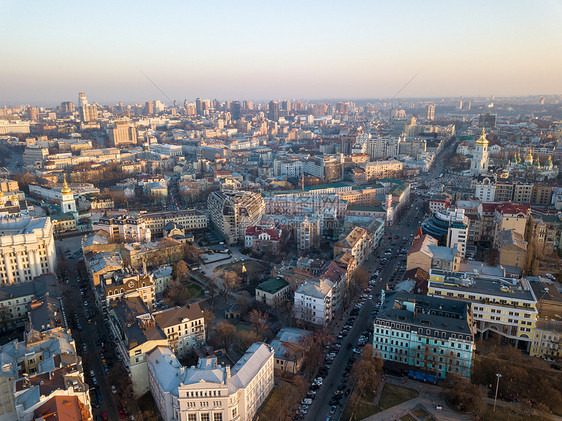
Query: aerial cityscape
1,2,562,421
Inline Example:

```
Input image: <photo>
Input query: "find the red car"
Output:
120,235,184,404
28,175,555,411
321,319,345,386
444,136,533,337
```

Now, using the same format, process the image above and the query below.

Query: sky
2,0,562,106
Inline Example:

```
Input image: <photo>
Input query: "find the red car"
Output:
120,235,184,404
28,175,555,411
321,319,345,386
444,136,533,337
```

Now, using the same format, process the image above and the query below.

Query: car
302,398,313,405
92,376,97,385
435,405,443,410
112,385,117,394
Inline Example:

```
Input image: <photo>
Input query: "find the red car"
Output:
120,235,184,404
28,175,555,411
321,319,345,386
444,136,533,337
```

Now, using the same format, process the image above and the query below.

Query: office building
268,100,279,121
421,208,469,257
373,293,475,379
147,343,274,421
109,123,138,146
0,215,56,285
364,160,403,181
426,104,435,121
428,270,538,351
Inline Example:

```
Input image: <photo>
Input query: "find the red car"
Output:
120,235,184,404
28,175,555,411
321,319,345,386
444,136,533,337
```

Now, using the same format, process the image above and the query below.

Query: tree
163,281,194,307
183,243,202,264
249,309,269,336
214,321,236,350
173,260,190,283
236,330,262,351
447,375,486,416
348,344,383,420
202,308,215,327
219,270,241,299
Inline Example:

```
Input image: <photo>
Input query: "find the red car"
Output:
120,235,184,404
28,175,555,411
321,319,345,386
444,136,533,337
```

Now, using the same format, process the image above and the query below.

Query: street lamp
493,373,502,412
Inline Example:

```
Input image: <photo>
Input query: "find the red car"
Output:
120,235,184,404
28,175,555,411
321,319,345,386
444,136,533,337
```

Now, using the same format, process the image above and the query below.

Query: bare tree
214,321,236,350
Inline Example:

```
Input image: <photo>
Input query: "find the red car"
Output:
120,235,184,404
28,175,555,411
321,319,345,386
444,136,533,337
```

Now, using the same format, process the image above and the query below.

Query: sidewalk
362,376,472,421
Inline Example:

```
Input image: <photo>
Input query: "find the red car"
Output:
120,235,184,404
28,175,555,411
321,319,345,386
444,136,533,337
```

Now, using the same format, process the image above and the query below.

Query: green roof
256,277,289,294
352,183,384,190
378,178,405,185
304,182,351,191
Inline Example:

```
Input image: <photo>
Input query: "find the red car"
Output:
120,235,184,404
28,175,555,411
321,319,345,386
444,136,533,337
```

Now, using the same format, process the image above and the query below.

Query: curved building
421,208,468,257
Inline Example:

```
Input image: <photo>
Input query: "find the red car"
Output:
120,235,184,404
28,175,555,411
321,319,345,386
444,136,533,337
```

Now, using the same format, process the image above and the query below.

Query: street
303,137,457,421
57,237,122,421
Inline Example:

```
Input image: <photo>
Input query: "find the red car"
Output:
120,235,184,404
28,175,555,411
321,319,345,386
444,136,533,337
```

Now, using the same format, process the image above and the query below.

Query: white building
474,177,496,203
0,215,56,285
470,129,489,176
294,280,334,326
148,343,274,421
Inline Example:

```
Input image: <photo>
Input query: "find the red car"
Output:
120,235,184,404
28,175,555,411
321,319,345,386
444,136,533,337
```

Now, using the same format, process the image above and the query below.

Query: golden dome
61,174,72,194
476,128,488,145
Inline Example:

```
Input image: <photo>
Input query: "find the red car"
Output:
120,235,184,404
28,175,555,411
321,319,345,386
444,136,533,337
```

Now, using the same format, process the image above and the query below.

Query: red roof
245,225,280,241
495,203,530,216
480,202,500,213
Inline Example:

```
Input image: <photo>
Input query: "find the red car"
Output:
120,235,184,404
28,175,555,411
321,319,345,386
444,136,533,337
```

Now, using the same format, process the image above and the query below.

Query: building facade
373,293,475,379
0,216,56,285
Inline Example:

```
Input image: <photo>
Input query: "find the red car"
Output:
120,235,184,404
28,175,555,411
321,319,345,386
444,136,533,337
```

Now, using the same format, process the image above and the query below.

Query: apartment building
333,226,373,266
492,203,530,248
373,293,475,379
108,297,168,396
0,215,56,285
208,191,265,245
428,270,538,351
364,160,403,181
294,280,333,326
153,304,206,357
0,329,91,421
147,343,274,421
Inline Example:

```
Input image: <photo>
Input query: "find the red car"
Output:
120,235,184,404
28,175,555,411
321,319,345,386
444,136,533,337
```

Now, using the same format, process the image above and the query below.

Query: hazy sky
2,0,562,106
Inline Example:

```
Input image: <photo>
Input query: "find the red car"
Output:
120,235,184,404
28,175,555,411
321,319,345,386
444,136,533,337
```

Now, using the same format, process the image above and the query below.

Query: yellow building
428,270,537,351
530,320,561,360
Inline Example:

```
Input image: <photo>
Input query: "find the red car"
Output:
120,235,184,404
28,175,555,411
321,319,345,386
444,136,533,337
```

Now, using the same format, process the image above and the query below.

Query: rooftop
256,277,289,295
376,292,474,339
429,269,536,303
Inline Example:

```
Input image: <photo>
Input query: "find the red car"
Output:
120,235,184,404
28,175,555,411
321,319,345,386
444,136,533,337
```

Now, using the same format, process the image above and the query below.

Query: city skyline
2,0,562,105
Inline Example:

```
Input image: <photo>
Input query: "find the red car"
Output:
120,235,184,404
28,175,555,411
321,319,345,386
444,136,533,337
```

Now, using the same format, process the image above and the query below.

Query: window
188,415,196,421
214,414,223,421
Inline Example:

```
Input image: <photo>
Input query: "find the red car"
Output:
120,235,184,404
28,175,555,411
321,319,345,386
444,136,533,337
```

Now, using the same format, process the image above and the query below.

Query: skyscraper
231,101,241,120
144,101,154,115
78,92,97,122
426,104,435,121
78,92,88,109
268,100,279,121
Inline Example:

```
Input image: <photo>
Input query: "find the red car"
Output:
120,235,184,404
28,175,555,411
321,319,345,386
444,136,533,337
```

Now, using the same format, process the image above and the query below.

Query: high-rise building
60,101,75,114
421,208,469,257
207,191,266,245
426,104,435,121
144,101,154,115
79,92,97,122
78,92,88,109
0,215,57,285
231,101,241,120
268,100,279,121
27,107,39,121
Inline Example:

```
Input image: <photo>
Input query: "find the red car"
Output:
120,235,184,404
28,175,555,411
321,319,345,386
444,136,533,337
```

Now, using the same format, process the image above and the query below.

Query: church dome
476,128,488,145
61,174,72,194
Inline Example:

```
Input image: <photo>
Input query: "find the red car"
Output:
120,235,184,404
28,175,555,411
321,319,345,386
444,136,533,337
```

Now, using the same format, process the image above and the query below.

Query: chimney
225,365,231,381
